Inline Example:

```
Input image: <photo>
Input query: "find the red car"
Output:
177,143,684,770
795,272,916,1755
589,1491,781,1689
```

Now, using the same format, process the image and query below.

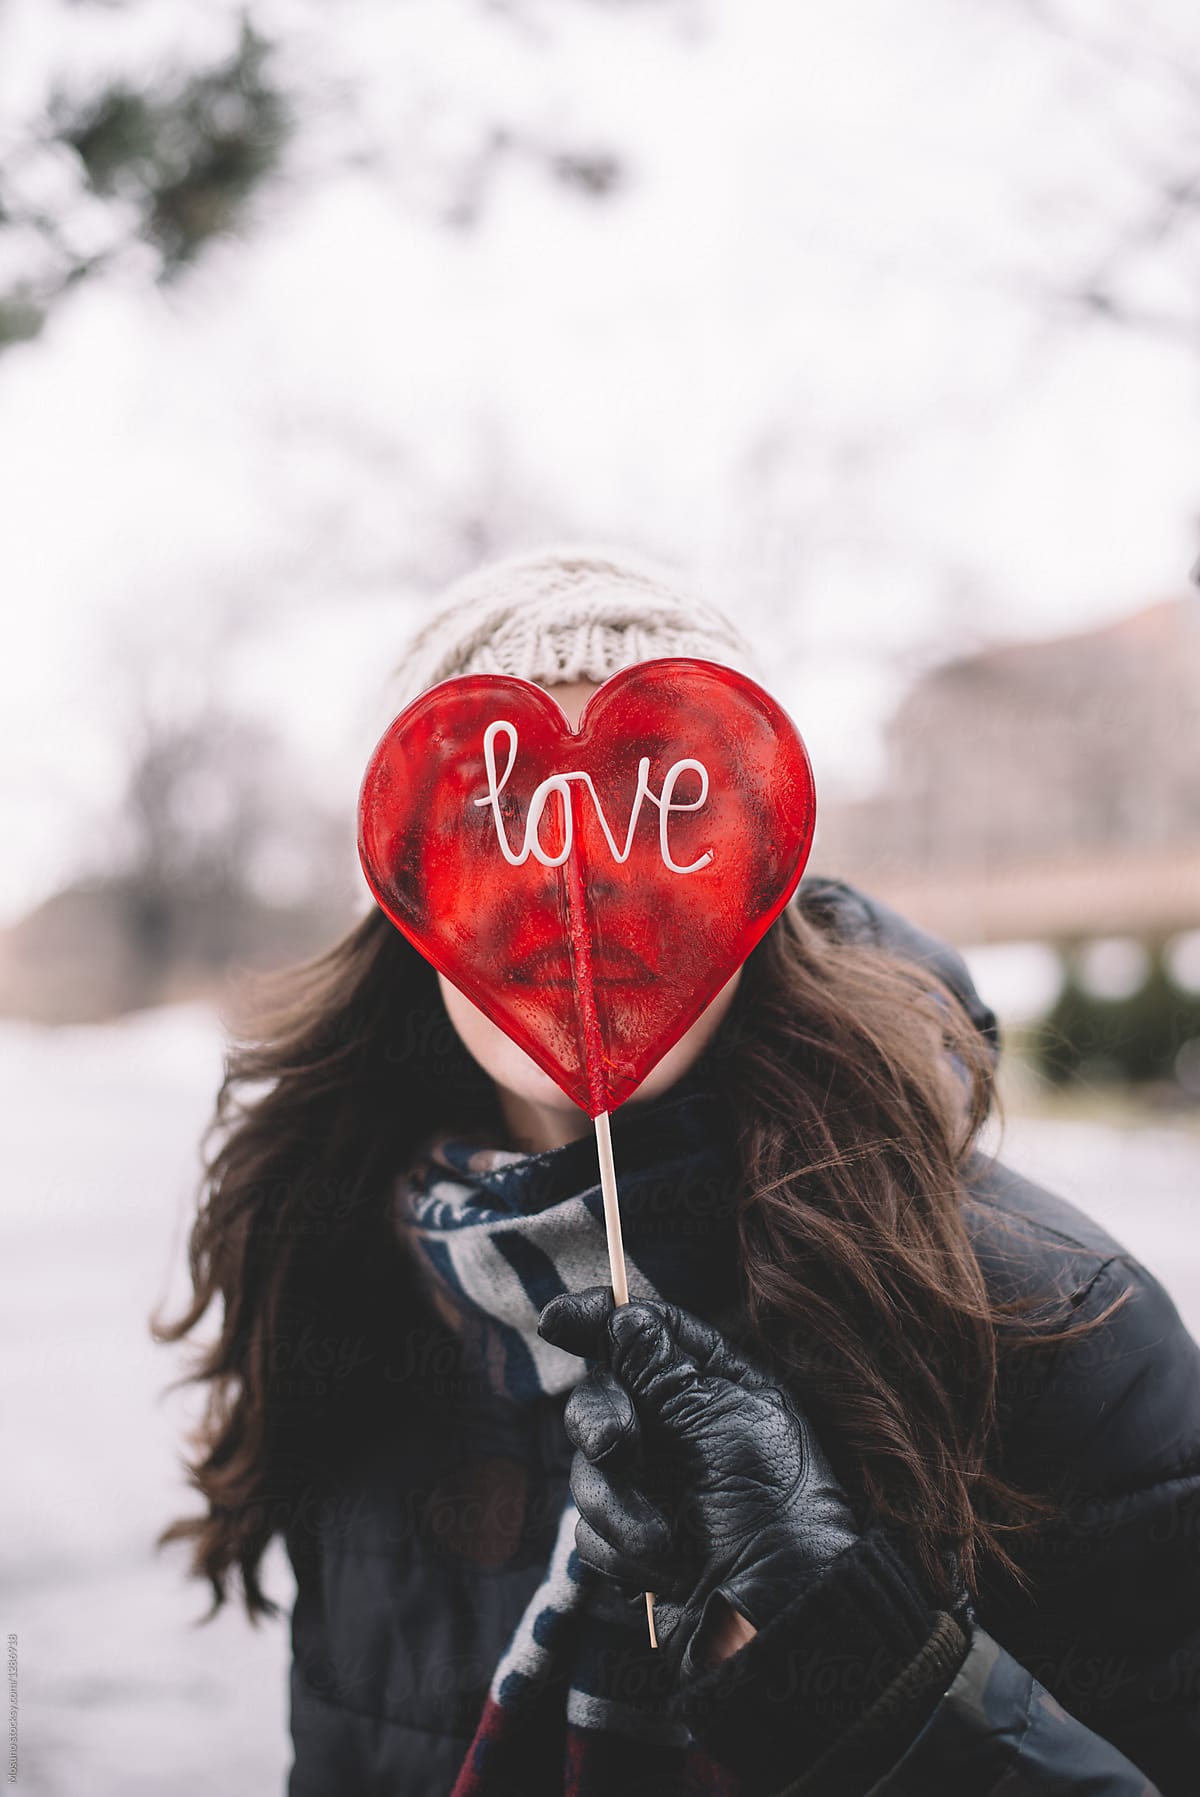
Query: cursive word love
472,719,713,874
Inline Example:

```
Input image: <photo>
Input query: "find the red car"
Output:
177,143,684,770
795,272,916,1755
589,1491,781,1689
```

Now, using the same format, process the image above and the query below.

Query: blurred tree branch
0,0,684,352
1021,0,1200,342
0,14,292,349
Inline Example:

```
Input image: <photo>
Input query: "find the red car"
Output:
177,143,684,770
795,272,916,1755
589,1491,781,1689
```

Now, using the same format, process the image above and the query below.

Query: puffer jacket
284,874,1200,1795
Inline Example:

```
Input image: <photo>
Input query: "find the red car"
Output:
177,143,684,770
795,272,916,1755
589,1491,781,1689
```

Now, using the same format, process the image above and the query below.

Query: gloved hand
537,1284,863,1682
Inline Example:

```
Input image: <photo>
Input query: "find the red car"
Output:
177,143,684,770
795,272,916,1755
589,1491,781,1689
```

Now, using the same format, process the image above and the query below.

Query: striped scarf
392,1084,753,1797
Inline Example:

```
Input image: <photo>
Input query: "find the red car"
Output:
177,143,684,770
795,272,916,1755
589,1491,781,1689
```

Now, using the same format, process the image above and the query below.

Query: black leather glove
537,1284,863,1681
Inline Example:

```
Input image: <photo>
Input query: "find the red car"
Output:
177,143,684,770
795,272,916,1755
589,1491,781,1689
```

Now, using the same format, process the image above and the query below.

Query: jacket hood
795,874,1001,1067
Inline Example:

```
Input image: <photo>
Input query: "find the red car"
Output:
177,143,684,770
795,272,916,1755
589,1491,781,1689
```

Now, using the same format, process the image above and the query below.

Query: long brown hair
152,886,1127,1621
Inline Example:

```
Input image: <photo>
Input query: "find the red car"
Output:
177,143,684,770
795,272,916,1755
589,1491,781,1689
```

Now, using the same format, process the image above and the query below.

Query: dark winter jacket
284,875,1200,1795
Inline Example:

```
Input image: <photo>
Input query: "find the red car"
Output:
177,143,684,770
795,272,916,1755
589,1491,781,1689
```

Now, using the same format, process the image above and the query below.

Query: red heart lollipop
357,657,816,1117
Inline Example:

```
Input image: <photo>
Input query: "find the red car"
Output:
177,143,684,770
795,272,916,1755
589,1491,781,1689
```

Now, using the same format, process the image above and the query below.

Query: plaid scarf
391,1082,754,1797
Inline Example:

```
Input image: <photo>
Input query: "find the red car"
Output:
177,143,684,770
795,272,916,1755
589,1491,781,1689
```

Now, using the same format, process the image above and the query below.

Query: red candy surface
357,658,817,1116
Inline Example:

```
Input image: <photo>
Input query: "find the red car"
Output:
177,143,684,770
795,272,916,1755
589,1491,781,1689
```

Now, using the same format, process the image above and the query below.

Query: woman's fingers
538,1284,614,1358
570,1452,673,1557
564,1366,640,1464
569,1452,679,1589
607,1301,773,1394
603,1303,717,1428
574,1515,657,1588
539,1287,773,1397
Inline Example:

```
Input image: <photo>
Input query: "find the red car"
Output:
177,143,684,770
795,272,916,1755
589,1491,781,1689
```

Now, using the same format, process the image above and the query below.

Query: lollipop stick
561,787,658,1649
593,1109,658,1651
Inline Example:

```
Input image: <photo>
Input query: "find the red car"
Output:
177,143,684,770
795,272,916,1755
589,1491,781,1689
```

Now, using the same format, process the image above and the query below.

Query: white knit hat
385,541,767,713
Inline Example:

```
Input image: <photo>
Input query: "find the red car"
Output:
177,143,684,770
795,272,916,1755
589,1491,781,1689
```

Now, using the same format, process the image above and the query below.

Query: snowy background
2,0,1199,924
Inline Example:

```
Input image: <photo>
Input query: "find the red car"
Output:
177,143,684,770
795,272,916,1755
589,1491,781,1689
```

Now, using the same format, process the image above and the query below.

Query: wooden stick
593,1109,658,1651
562,786,657,1647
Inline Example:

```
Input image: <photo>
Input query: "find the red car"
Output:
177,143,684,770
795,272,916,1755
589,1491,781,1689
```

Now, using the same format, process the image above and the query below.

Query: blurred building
815,595,1200,945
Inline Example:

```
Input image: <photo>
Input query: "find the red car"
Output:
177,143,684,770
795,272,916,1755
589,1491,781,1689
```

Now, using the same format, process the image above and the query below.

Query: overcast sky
2,0,1197,924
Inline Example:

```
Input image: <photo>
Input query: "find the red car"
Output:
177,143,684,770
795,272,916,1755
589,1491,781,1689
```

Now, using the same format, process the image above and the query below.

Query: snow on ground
2,1001,1198,1794
1,1004,293,1797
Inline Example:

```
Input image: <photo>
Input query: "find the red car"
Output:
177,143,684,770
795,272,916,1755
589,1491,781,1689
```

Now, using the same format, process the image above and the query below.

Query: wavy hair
151,888,1127,1620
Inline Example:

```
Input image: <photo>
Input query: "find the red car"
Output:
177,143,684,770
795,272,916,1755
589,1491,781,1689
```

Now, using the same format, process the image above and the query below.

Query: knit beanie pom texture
385,543,766,715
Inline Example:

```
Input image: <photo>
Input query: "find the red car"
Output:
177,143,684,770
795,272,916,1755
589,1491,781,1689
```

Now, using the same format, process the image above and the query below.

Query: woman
153,547,1200,1796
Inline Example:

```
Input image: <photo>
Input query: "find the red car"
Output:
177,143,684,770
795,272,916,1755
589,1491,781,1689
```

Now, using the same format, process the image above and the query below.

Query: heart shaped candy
358,657,816,1116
